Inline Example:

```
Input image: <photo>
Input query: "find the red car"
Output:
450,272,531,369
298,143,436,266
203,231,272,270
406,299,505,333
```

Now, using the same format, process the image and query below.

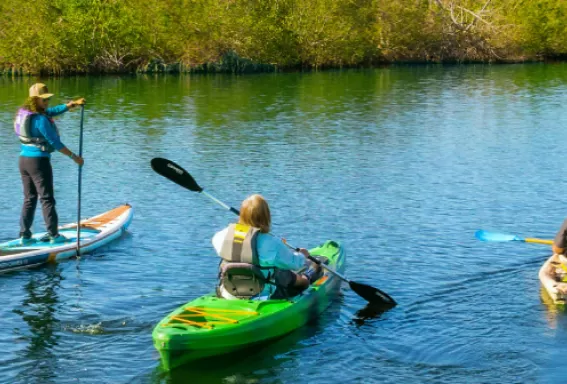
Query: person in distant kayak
14,83,85,245
552,220,567,256
549,221,567,288
212,194,322,299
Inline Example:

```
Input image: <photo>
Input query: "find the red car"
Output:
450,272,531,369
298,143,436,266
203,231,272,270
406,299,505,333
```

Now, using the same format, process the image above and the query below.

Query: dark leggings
19,156,58,238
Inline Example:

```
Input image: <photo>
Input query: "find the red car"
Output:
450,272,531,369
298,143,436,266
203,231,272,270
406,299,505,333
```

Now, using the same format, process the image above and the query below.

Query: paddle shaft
76,106,84,255
200,189,396,305
202,191,239,215
149,157,396,306
525,238,554,245
306,253,350,282
199,190,351,283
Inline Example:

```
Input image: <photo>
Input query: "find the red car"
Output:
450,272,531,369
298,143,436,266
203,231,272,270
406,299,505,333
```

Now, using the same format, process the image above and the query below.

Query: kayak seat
218,262,268,299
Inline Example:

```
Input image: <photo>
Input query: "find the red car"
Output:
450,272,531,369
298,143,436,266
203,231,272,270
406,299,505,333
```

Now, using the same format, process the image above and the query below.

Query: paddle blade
474,230,522,242
150,158,203,192
349,281,397,307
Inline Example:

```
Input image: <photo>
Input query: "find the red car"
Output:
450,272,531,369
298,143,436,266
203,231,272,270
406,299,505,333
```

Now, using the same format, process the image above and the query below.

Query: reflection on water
353,303,394,326
540,288,566,330
3,65,567,383
12,265,62,383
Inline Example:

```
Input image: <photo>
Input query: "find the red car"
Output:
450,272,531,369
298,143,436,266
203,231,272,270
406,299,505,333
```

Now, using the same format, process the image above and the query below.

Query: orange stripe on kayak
162,307,262,329
166,316,214,329
183,308,239,324
314,275,329,286
80,204,131,230
185,307,258,315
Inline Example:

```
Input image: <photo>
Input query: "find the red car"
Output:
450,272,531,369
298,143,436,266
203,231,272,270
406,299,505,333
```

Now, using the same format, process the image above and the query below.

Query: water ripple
2,66,567,383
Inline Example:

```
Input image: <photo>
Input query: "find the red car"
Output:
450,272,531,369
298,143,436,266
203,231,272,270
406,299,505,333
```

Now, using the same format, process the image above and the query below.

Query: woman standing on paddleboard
14,83,85,245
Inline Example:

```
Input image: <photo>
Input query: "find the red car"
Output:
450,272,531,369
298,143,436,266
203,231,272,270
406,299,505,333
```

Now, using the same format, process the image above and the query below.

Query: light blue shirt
212,227,307,273
20,104,68,157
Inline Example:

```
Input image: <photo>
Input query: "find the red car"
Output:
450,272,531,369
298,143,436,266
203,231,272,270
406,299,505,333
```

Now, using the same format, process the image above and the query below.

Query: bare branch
456,5,493,26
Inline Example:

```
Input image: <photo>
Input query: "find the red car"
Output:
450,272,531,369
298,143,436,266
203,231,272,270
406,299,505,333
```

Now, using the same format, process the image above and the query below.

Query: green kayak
152,240,345,370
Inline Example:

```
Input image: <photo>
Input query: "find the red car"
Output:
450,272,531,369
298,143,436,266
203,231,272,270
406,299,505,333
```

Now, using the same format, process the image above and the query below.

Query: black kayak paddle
150,157,397,307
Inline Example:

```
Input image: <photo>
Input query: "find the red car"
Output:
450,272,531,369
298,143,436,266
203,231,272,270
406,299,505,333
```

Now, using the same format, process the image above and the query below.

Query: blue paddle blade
475,230,523,242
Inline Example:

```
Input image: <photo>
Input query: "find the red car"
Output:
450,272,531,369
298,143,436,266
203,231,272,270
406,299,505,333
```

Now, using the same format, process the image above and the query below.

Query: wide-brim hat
29,83,54,99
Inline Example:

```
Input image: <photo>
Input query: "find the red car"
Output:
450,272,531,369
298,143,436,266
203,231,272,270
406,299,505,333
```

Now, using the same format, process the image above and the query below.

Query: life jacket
14,108,58,152
219,223,261,265
217,223,277,299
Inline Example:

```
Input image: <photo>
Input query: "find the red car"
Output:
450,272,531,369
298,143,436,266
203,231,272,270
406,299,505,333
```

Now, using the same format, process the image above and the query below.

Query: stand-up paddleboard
0,204,133,273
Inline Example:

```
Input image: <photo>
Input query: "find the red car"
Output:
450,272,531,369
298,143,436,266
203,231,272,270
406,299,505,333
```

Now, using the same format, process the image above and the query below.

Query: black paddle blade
150,158,203,192
349,281,397,307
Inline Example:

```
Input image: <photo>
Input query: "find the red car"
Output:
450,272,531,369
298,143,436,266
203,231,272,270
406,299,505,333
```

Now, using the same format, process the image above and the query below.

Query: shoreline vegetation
2,0,567,76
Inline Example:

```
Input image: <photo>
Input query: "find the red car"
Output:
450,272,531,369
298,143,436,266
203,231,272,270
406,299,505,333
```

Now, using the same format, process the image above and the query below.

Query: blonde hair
21,96,45,114
239,194,271,233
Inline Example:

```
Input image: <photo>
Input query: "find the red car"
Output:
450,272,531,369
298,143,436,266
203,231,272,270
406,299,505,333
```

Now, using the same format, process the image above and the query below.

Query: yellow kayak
539,253,567,308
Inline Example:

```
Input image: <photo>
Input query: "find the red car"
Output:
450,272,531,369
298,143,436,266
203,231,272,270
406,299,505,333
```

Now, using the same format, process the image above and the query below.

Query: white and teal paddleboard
0,204,133,273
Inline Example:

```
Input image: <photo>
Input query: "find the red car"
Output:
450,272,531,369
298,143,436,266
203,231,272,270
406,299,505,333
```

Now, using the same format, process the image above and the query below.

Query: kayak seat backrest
219,262,267,299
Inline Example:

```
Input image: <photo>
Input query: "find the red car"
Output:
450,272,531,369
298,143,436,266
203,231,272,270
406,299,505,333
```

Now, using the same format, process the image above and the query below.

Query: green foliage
511,0,567,56
1,0,567,74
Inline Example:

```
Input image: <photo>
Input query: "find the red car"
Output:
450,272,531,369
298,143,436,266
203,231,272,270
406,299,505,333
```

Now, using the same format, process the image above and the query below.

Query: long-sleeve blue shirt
20,104,68,157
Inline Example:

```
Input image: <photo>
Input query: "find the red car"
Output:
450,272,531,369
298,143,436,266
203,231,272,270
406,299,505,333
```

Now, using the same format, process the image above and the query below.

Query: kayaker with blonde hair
14,83,86,245
212,194,322,299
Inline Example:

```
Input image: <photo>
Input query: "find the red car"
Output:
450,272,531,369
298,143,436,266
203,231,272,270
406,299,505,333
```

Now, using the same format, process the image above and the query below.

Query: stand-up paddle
150,157,397,307
76,105,85,256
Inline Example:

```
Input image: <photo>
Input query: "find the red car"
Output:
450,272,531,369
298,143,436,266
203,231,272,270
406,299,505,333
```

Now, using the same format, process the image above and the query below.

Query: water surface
1,65,567,383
